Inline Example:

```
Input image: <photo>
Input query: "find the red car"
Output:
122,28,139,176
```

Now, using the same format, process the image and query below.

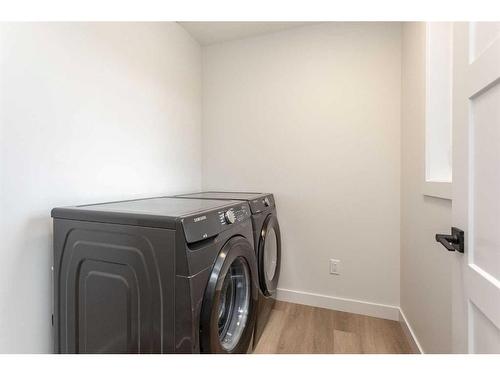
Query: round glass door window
264,227,278,281
217,257,250,351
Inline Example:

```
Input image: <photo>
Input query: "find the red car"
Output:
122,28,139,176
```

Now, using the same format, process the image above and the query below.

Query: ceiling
178,22,317,46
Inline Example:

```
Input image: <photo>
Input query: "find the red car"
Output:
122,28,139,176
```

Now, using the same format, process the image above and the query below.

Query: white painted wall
202,23,402,315
0,22,202,353
400,22,453,353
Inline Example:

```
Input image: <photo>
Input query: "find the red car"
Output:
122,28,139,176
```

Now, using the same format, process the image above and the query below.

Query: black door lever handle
435,227,464,253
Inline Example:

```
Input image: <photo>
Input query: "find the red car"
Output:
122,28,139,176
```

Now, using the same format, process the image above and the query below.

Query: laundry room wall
201,22,402,318
0,22,202,353
400,22,453,353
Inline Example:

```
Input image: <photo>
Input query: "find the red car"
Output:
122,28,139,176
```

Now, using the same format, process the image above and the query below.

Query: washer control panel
248,194,275,214
183,203,251,243
218,205,249,226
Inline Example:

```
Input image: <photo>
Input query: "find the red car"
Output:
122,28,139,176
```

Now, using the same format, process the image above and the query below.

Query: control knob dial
224,209,236,224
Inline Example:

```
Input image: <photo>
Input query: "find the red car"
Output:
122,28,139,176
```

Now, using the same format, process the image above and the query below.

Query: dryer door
199,236,258,354
258,214,281,296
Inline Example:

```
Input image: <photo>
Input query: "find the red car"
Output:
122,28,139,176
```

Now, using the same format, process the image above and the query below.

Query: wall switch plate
329,259,340,275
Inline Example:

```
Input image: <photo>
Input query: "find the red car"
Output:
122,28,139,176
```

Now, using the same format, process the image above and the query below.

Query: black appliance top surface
52,196,253,248
54,197,241,218
177,192,267,200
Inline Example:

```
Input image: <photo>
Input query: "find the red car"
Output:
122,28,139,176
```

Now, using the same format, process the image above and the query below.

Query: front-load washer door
258,214,281,296
199,236,258,354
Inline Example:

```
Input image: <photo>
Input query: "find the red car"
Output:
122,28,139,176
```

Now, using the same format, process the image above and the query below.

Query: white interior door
451,22,500,354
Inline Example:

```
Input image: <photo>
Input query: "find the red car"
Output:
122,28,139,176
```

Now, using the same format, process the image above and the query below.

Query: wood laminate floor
253,301,414,354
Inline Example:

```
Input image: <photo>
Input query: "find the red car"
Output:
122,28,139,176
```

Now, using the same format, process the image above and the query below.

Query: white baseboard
398,309,424,354
276,288,400,321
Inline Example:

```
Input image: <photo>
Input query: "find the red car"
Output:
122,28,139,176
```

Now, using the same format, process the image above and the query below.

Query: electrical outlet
329,259,340,275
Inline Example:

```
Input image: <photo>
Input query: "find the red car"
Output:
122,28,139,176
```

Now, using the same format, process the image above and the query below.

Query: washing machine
175,192,281,348
51,196,258,354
